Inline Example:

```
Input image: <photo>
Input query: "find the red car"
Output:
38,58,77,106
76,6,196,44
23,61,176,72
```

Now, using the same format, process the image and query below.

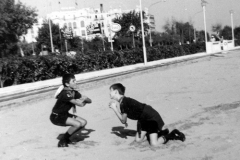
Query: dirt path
0,50,240,160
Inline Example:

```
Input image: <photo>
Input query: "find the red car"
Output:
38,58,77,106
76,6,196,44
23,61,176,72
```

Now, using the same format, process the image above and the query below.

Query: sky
19,0,240,33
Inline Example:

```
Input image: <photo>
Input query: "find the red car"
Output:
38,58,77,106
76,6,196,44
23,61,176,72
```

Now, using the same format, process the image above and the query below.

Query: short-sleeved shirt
120,97,145,120
120,96,164,131
52,87,81,114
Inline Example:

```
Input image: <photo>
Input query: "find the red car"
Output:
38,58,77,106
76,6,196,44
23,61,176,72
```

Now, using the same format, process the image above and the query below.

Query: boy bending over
109,83,185,146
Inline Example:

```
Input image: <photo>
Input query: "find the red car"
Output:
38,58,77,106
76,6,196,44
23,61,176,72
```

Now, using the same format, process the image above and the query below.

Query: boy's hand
81,95,92,104
109,100,117,109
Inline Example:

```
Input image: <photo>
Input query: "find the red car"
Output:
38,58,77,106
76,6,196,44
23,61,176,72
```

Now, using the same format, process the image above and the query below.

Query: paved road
0,50,240,160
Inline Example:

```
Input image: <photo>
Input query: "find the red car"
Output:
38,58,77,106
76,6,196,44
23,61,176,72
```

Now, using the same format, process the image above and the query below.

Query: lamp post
230,10,235,46
201,0,207,51
48,19,54,53
139,0,147,65
192,10,202,43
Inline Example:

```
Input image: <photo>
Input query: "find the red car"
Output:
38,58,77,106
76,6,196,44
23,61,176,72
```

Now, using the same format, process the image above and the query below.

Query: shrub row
0,43,205,88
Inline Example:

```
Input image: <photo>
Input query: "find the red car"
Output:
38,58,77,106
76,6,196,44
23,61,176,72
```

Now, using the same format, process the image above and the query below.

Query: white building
22,4,155,43
21,17,44,43
46,4,122,40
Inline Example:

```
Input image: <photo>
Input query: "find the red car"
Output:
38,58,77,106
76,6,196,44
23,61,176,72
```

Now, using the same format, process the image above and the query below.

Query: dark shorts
140,121,159,134
50,112,77,126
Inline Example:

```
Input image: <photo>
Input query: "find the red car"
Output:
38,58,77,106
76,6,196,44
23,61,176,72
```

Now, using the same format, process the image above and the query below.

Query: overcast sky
19,0,240,32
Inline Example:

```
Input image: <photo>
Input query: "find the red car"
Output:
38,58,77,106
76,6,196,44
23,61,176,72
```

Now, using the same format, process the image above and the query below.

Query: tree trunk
16,35,24,57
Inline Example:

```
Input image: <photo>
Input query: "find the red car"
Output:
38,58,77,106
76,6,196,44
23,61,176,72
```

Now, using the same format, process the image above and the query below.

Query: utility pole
48,19,54,52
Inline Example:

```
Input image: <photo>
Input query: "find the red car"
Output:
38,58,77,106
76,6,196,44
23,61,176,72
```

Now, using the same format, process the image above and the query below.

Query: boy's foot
58,139,69,147
171,129,186,142
65,138,74,144
158,129,169,137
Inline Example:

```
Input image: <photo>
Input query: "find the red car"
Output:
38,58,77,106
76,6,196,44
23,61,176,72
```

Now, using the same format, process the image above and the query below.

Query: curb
0,47,239,104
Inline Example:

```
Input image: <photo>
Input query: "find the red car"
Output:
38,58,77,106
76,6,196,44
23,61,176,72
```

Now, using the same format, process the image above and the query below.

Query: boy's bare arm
81,95,92,104
109,101,128,126
70,99,86,107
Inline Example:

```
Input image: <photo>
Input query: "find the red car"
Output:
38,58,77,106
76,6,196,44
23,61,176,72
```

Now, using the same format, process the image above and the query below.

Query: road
0,50,240,160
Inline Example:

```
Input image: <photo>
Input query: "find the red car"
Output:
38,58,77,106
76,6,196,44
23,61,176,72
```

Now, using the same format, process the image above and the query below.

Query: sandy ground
0,50,240,160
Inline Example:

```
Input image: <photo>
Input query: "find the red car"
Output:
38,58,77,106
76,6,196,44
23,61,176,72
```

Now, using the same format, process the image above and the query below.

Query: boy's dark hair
62,74,75,87
110,83,125,95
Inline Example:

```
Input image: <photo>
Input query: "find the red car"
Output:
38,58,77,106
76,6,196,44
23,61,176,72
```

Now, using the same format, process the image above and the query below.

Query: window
81,30,86,36
73,22,77,29
81,21,85,27
68,22,72,29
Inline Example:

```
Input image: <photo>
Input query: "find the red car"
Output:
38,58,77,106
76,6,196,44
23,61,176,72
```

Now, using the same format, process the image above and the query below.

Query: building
21,17,44,43
46,4,122,40
22,4,155,43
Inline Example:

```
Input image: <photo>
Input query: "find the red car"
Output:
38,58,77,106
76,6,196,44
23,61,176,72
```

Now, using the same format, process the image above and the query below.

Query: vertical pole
110,24,113,51
132,33,135,48
81,39,84,52
194,28,196,43
65,39,68,52
31,42,35,55
149,27,152,47
59,27,63,53
202,5,207,52
49,19,54,52
110,35,113,51
140,0,147,65
31,28,35,55
102,37,105,51
230,11,235,46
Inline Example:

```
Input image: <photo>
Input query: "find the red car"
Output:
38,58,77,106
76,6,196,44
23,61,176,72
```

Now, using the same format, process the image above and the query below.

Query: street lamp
201,0,208,51
148,0,166,47
192,10,202,43
230,10,235,46
139,0,147,65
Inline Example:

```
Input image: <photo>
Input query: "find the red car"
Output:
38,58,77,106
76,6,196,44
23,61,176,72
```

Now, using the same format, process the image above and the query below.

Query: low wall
206,40,235,53
1,46,240,103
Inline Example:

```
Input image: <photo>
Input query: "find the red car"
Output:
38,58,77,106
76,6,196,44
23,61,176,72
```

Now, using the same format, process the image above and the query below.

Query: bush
0,42,206,88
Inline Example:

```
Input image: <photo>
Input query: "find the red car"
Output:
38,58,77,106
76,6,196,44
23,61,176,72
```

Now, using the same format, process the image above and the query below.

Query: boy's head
62,74,76,88
109,83,125,100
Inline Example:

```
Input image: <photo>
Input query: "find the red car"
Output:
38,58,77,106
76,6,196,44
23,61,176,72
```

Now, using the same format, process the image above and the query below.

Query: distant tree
221,25,232,40
211,23,223,40
20,41,36,56
115,36,132,50
0,0,37,58
234,26,240,40
163,18,194,44
113,10,149,38
36,20,62,54
197,30,210,42
212,23,222,33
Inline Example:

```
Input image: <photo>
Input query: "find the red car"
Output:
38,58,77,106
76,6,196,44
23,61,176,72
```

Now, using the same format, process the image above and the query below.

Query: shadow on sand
111,126,137,139
57,128,95,143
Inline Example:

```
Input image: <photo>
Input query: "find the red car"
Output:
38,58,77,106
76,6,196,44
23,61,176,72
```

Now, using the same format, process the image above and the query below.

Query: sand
0,50,240,160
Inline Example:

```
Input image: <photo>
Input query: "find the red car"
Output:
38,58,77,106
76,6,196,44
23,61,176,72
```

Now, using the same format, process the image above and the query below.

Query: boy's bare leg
135,130,147,143
149,133,165,146
66,117,87,134
58,117,87,147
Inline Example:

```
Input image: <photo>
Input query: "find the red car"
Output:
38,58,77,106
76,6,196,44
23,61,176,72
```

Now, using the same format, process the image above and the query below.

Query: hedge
0,43,205,88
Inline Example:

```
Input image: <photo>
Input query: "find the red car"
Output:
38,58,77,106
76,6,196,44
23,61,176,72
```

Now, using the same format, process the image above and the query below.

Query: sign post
129,25,136,48
108,23,121,51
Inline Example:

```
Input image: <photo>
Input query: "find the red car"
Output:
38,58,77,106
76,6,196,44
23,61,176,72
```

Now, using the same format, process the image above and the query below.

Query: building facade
22,4,155,43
